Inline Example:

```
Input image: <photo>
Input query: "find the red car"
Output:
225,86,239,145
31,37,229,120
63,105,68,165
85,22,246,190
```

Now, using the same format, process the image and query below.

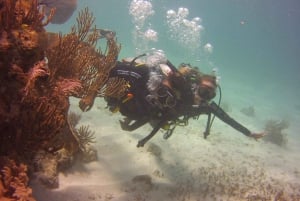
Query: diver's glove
249,132,266,140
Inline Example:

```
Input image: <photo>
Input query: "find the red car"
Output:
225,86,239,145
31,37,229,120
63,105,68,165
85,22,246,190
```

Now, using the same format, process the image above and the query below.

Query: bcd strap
130,53,147,66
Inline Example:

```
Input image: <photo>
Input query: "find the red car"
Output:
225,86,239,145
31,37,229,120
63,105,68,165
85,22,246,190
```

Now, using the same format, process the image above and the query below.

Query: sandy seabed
31,97,300,201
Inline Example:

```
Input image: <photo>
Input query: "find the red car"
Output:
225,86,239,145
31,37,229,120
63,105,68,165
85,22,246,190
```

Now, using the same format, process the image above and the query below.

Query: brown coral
44,7,125,111
0,0,53,71
0,157,36,201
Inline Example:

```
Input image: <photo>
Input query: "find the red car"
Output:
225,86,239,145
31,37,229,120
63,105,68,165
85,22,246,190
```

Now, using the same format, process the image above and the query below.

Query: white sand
31,97,300,201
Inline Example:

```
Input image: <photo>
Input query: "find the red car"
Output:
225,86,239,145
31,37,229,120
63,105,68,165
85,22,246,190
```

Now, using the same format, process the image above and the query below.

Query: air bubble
166,7,203,51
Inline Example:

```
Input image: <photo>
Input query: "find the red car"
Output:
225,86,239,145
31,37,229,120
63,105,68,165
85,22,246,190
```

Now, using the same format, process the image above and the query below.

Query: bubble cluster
145,49,167,67
204,43,213,54
129,0,154,27
166,7,203,51
129,0,158,54
144,28,158,42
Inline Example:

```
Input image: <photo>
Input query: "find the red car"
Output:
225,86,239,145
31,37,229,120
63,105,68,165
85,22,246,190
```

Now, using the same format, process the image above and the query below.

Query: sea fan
263,119,289,147
38,0,77,24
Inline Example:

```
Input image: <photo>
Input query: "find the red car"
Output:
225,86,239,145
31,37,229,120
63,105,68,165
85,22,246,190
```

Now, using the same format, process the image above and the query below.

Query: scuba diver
104,53,265,147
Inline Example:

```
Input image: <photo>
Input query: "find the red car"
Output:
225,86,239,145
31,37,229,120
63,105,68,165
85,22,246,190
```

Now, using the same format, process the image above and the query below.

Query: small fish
90,29,116,39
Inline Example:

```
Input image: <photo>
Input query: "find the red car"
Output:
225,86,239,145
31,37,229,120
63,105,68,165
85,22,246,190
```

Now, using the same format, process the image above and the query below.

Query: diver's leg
137,118,166,147
119,117,149,131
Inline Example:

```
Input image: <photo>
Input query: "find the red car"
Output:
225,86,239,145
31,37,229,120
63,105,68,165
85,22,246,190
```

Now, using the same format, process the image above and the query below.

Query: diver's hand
249,132,266,140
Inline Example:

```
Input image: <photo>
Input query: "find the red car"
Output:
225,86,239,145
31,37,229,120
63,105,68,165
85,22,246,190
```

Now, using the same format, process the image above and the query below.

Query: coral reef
0,0,124,193
263,119,289,147
0,0,60,159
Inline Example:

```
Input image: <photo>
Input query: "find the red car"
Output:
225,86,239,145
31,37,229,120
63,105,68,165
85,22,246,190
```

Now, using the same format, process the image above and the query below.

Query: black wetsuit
108,61,152,119
106,61,253,147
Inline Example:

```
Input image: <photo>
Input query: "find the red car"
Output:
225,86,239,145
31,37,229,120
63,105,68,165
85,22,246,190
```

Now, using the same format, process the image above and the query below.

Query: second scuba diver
104,52,265,147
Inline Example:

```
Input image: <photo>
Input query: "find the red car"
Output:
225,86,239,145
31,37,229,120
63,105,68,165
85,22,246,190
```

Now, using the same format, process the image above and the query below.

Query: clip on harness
203,84,222,138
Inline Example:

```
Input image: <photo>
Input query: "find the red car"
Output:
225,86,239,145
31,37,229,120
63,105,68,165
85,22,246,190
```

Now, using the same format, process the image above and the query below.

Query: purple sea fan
38,0,77,24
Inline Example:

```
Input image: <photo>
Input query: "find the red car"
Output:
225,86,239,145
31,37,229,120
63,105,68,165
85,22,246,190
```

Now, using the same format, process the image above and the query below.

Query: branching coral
45,7,125,111
46,7,105,83
22,59,50,99
263,119,289,147
77,37,123,111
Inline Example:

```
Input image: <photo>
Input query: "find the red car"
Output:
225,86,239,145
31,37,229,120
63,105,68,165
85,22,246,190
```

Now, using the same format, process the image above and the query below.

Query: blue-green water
46,0,300,150
46,0,300,148
47,0,300,112
43,1,300,199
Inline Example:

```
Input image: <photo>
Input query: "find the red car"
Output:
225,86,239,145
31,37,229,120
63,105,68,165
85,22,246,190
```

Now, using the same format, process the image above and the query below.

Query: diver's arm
190,102,264,139
209,101,252,137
